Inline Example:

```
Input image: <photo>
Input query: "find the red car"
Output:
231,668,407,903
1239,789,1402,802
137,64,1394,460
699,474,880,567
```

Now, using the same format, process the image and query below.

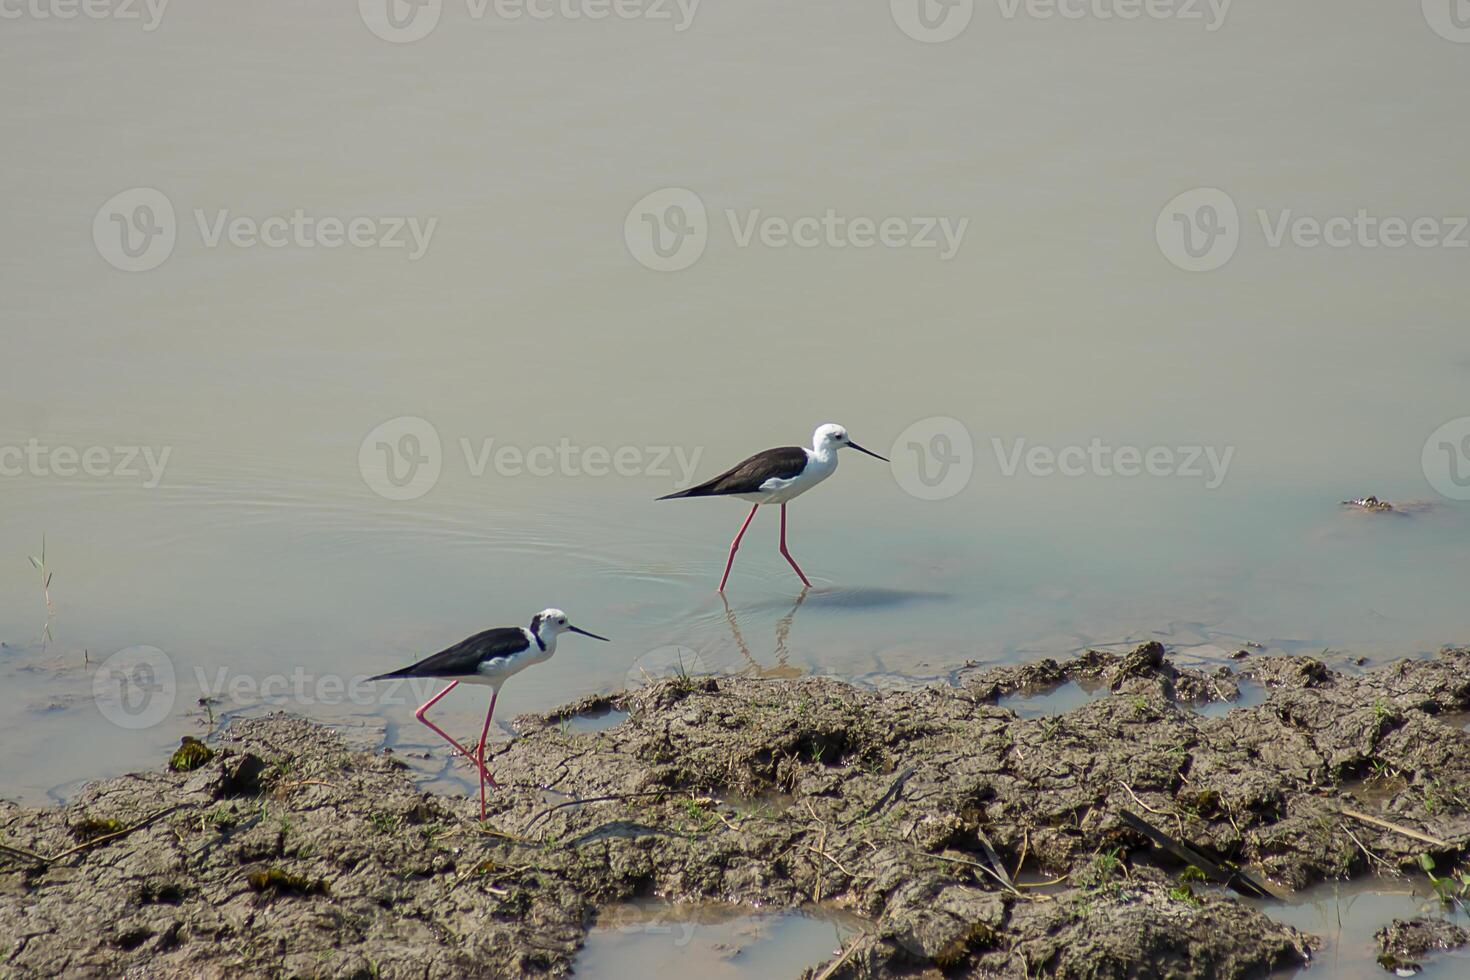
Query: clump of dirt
3,645,1469,978
1375,916,1470,973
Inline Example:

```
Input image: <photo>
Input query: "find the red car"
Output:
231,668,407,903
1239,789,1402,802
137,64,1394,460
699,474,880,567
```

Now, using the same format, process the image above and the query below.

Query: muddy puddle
561,707,632,735
1254,877,1470,978
577,902,865,978
997,679,1109,717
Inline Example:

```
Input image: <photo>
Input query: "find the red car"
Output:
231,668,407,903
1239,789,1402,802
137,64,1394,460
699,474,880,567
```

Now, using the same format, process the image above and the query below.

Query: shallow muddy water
1255,878,1470,979
576,903,865,979
1,0,1467,851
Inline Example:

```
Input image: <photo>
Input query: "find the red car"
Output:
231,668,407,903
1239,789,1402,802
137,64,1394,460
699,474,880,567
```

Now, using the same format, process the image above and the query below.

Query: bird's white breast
470,629,552,686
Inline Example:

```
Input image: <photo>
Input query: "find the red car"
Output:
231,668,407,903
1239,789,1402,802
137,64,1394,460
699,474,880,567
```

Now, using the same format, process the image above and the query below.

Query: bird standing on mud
370,609,608,818
660,423,889,592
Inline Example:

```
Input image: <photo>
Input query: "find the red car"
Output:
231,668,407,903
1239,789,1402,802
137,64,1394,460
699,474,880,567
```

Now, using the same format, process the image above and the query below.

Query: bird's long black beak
849,441,889,463
568,625,610,641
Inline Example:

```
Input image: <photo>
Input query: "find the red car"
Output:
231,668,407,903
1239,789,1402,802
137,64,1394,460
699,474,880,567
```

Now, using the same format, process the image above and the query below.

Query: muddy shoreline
3,645,1469,978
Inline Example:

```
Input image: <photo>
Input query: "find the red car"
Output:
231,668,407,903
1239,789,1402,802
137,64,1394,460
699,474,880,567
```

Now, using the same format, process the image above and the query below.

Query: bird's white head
529,608,610,647
811,423,889,462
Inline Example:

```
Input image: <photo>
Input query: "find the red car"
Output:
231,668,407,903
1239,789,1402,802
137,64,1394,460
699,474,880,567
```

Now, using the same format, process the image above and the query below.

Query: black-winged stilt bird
659,423,888,591
370,609,608,818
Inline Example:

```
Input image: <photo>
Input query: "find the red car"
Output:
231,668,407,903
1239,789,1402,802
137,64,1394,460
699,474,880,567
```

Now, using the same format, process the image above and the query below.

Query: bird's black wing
658,446,808,499
372,627,533,680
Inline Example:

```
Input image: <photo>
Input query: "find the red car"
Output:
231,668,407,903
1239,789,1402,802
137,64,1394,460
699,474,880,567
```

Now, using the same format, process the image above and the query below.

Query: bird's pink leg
475,689,501,820
718,504,760,592
414,681,488,788
779,504,813,588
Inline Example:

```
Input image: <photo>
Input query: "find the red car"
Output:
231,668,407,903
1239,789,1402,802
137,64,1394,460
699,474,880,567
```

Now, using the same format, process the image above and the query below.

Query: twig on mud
841,766,915,829
453,857,534,888
476,825,536,845
1118,781,1185,838
806,801,827,902
1012,828,1030,881
275,780,335,792
814,933,871,980
523,790,673,831
11,805,185,865
806,844,868,880
928,852,1023,897
1342,825,1393,873
1339,805,1451,849
0,841,49,864
1016,875,1068,890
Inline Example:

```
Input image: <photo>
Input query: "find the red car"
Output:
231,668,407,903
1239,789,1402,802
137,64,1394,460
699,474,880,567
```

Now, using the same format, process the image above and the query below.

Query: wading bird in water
659,423,889,591
370,609,608,818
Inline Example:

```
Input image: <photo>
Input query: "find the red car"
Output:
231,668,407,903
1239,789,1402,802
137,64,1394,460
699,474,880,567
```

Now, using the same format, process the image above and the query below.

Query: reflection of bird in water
721,588,808,679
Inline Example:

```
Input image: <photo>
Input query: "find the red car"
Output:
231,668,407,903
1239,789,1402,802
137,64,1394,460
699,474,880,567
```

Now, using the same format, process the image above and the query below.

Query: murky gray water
2,28,1467,979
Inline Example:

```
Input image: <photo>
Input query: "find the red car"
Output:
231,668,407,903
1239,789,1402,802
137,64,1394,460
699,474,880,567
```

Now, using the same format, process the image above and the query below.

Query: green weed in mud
1168,884,1202,906
201,805,235,832
1420,778,1466,817
1079,848,1127,899
246,867,328,897
678,796,719,833
69,817,124,843
169,736,214,773
1419,854,1470,909
368,812,399,835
